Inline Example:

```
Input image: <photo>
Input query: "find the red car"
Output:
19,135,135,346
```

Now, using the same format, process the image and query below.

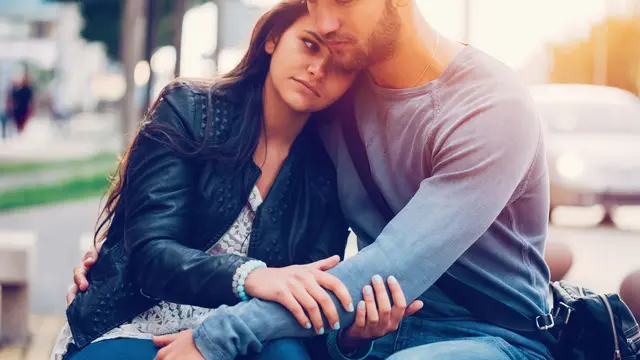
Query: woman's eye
303,40,318,52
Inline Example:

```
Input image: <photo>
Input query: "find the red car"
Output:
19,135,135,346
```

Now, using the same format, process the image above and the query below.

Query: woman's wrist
232,259,266,301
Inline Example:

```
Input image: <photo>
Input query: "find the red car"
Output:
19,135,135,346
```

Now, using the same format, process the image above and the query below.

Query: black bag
547,281,640,360
337,92,640,360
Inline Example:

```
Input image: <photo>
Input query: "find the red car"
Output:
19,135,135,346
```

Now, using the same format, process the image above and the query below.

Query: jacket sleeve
122,82,253,308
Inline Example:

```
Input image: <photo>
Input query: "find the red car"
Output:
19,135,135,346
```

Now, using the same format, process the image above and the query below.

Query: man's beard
331,1,400,72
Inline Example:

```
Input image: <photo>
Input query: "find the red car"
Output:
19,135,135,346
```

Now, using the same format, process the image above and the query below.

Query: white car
529,84,640,224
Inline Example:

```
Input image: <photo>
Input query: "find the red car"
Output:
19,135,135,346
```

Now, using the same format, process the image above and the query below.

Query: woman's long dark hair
94,0,309,244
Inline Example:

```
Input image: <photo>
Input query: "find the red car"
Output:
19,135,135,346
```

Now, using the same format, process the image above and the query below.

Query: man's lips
293,78,320,97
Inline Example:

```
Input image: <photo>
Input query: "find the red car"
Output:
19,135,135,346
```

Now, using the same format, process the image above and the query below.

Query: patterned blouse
51,186,264,360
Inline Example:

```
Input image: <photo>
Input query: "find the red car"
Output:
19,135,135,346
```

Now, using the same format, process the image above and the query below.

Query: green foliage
550,16,640,94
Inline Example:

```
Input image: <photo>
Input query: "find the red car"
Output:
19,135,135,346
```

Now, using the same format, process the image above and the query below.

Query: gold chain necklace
412,31,440,88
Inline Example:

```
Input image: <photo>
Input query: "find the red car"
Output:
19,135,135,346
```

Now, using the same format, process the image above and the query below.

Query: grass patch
0,173,112,212
0,152,117,175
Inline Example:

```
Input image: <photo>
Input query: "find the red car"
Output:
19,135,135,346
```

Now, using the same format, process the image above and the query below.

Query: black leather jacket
67,80,349,348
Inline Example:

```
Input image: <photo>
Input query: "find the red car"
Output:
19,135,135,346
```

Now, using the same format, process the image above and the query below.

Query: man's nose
312,6,340,36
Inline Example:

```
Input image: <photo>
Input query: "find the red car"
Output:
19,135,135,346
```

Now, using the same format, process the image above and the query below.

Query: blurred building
179,0,274,77
0,0,108,113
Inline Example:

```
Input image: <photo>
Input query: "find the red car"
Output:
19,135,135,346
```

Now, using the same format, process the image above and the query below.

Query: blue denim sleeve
192,92,542,360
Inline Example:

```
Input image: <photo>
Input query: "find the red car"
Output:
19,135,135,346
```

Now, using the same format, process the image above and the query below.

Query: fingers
315,271,354,313
404,300,424,318
73,265,89,292
371,274,391,329
311,255,341,271
362,285,378,326
83,256,96,268
304,278,339,333
152,334,178,348
66,284,78,307
353,300,366,330
155,346,170,360
83,247,98,262
387,276,407,328
281,286,313,331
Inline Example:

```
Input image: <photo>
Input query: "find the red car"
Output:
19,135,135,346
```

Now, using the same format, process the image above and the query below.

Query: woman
53,2,419,360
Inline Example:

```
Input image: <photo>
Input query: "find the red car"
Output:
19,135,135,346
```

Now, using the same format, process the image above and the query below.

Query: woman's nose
307,59,327,80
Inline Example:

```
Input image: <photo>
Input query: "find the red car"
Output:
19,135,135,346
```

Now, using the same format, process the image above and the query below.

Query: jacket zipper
599,294,621,360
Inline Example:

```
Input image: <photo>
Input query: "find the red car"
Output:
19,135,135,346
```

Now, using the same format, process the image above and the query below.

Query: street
0,199,637,315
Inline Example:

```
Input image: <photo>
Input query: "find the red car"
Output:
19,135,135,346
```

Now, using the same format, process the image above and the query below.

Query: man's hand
339,275,423,350
153,330,205,360
66,241,102,307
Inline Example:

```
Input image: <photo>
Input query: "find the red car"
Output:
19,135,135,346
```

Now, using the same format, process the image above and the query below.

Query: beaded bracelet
232,260,267,301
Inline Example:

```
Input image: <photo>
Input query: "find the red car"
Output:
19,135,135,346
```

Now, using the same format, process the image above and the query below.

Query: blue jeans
64,338,310,360
368,317,551,360
64,339,158,360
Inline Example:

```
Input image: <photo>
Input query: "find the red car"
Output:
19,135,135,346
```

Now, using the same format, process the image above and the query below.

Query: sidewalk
0,112,122,164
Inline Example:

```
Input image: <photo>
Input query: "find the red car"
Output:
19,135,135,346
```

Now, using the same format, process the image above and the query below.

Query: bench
0,231,37,346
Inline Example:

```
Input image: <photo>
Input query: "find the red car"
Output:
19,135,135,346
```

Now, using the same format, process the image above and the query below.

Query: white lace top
51,186,263,360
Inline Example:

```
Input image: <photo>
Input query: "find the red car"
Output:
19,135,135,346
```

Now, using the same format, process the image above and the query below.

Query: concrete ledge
0,231,37,345
0,232,36,285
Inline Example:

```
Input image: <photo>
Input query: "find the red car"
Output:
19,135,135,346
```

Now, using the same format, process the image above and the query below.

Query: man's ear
265,35,277,55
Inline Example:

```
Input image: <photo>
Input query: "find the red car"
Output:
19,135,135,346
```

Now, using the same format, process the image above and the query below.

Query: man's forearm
193,229,456,360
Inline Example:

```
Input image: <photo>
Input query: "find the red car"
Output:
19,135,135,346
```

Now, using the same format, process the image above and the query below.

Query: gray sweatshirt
192,46,552,360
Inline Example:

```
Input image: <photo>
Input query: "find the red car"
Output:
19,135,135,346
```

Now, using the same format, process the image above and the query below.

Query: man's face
306,0,401,72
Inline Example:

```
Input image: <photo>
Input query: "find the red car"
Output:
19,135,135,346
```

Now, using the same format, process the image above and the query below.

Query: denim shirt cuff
193,324,231,360
326,330,374,360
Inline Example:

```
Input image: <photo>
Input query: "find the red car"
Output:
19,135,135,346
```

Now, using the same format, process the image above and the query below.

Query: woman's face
265,15,357,113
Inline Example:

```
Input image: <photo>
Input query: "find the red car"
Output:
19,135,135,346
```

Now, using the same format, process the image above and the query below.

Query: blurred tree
549,16,640,94
53,0,207,61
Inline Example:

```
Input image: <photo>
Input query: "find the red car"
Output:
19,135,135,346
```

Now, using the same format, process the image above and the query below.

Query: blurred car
529,84,640,224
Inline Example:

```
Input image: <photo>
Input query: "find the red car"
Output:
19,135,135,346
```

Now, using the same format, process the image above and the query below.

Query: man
71,0,552,359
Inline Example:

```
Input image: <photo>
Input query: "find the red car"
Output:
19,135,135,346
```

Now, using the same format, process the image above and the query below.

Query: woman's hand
339,275,423,350
153,330,205,360
66,241,102,307
244,255,353,335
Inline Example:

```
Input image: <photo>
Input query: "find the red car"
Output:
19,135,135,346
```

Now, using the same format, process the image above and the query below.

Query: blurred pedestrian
8,72,35,134
1,98,8,140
